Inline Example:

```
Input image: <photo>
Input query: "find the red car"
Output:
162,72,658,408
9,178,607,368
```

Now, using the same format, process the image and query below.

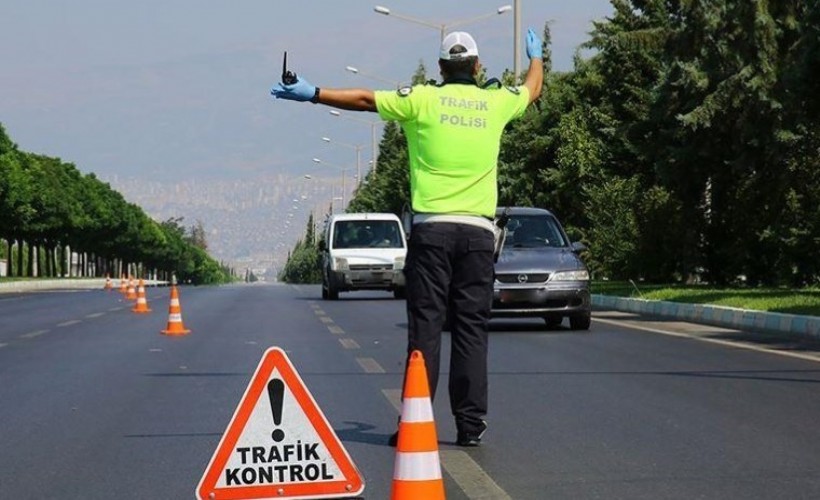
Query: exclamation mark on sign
267,378,285,442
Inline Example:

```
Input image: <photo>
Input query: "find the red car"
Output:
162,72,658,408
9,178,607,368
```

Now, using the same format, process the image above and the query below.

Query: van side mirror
571,241,587,253
318,240,327,251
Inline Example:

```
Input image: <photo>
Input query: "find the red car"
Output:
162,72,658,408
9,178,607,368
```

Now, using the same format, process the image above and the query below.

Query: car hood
495,247,585,273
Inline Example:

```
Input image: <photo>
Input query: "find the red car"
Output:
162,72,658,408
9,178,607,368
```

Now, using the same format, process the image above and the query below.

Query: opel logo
517,274,528,283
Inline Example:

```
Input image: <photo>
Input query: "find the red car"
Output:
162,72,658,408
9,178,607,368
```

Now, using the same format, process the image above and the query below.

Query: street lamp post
322,137,364,188
374,4,512,42
312,158,349,208
345,65,402,89
514,0,521,77
328,110,381,174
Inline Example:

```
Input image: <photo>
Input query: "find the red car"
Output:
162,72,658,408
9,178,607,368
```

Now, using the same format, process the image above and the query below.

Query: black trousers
403,222,494,434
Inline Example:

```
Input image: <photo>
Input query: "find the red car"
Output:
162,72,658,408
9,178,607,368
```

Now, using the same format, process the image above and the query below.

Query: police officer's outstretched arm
523,28,544,105
270,74,377,112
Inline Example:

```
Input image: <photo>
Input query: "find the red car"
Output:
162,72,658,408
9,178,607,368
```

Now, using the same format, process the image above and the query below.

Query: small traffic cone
104,274,113,291
391,350,445,500
126,277,137,300
131,279,152,313
119,275,128,294
161,285,190,336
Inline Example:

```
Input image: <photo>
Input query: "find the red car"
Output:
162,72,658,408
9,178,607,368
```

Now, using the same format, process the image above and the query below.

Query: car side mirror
571,241,587,253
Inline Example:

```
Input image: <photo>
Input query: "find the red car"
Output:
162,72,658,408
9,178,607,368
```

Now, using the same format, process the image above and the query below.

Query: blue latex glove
526,28,543,59
270,76,316,102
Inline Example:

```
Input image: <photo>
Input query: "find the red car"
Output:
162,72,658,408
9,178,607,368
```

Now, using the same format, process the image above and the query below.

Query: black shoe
388,430,399,447
456,420,487,447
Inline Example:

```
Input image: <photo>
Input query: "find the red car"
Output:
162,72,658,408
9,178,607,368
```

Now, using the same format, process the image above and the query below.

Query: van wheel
327,280,339,300
569,312,591,331
321,283,328,300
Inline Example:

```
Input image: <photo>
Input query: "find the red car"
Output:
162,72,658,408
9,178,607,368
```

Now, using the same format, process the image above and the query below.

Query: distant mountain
108,173,342,274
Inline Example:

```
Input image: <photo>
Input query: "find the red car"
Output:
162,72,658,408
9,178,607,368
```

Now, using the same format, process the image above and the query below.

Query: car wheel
543,316,563,329
393,288,406,300
569,312,591,331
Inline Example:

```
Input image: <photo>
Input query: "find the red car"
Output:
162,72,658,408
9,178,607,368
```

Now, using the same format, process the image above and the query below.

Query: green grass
592,281,820,316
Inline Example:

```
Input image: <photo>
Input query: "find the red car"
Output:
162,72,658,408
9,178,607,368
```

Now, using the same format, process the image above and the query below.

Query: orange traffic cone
131,279,152,313
391,350,445,500
119,275,128,294
126,277,137,300
161,285,190,336
104,274,113,291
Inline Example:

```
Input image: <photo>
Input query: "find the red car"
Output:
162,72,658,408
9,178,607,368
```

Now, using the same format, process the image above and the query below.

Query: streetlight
345,65,402,89
513,0,521,78
312,158,350,208
329,110,381,173
322,136,364,187
374,4,512,42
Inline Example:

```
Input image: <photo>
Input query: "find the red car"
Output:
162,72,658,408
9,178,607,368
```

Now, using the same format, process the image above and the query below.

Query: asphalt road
1,283,820,499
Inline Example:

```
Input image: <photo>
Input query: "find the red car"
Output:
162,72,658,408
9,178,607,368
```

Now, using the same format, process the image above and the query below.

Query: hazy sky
1,0,614,183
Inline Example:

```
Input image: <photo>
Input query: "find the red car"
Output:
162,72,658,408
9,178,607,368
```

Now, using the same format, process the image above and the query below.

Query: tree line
285,0,819,287
0,124,232,284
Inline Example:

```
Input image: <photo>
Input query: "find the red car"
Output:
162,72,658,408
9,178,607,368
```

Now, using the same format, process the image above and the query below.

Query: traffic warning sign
196,347,365,500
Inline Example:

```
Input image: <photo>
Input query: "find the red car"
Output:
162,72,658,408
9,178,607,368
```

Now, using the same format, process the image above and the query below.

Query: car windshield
332,220,404,249
503,214,568,248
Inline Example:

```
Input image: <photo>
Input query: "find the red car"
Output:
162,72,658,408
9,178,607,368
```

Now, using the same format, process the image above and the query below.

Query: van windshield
332,220,404,249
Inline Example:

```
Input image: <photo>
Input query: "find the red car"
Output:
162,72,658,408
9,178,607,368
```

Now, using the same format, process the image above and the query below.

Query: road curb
592,294,820,340
0,279,168,294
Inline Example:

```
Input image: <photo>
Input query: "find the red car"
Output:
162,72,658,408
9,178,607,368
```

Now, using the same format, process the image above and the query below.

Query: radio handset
281,51,298,85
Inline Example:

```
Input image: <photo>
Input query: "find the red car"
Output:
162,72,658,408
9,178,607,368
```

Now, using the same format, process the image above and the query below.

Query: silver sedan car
492,207,591,330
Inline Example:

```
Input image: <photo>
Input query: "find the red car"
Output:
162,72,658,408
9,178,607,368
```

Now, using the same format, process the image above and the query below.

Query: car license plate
500,290,525,303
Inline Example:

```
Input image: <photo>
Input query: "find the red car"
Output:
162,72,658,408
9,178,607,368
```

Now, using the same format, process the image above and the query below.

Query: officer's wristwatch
310,87,321,104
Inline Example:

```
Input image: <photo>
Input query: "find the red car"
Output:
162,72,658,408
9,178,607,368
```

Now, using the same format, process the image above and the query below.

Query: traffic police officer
272,28,544,446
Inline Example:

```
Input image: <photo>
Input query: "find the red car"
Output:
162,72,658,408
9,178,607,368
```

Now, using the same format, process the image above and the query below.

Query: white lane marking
56,320,81,327
381,389,512,499
319,316,333,324
383,388,402,411
339,338,360,350
85,313,105,318
356,357,385,373
594,317,820,364
314,309,326,316
20,330,48,339
149,348,163,352
328,325,345,335
440,450,513,500
0,343,7,349
108,307,123,312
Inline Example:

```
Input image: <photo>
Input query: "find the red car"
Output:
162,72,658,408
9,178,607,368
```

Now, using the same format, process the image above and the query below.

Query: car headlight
393,256,405,270
551,270,590,281
333,257,349,271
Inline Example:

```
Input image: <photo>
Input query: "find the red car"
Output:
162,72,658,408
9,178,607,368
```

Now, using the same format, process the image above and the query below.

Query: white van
320,213,407,300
